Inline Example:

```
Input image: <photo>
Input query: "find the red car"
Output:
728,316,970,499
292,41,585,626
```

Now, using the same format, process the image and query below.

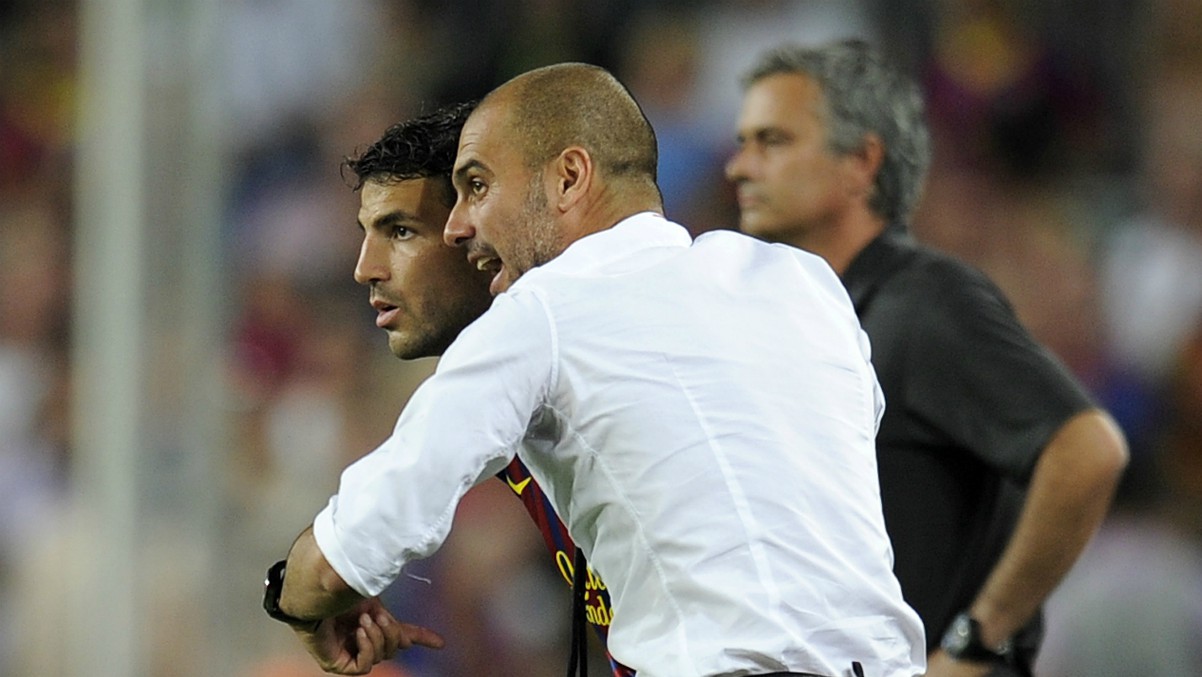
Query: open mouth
371,299,399,328
474,255,506,295
735,187,762,209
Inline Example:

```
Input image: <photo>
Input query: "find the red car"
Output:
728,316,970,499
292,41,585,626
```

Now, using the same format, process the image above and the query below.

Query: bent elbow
1042,409,1129,490
1066,408,1130,489
1094,410,1130,479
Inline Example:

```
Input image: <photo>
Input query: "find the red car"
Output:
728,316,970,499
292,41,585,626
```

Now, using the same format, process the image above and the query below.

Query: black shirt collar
842,222,915,313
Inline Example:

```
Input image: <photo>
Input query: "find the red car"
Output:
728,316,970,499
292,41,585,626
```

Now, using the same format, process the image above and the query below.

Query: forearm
279,526,365,621
270,526,446,674
969,409,1128,647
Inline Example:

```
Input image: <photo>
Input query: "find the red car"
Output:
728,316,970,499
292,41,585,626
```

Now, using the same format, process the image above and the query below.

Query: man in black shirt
726,39,1129,677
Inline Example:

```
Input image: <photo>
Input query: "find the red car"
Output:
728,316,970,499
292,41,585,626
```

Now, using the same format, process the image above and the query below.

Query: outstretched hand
293,597,444,675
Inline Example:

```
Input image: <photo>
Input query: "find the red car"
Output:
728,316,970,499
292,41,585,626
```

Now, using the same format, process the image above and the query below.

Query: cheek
786,153,838,190
395,246,450,293
754,160,800,212
762,152,810,187
429,249,489,292
479,194,520,237
473,196,500,226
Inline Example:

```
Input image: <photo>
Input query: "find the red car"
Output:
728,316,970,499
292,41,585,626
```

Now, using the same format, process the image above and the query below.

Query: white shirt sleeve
312,290,557,597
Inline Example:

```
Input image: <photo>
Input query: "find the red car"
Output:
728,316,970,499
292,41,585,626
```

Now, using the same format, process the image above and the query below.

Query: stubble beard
510,173,562,278
388,290,493,360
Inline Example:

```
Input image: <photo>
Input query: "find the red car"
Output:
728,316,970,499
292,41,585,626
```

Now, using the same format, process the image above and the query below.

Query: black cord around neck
566,548,588,677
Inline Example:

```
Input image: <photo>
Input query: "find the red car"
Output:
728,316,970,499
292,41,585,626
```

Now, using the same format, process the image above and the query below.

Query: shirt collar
542,211,692,274
842,221,914,310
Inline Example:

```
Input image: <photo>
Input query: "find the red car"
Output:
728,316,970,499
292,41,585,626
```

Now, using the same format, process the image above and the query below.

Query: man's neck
572,188,664,244
789,215,886,278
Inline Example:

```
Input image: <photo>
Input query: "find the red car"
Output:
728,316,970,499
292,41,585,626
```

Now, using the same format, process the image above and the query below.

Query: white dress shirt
313,212,925,677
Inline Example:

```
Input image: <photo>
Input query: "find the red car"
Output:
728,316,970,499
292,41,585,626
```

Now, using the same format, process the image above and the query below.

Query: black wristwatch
263,559,321,631
940,612,1012,663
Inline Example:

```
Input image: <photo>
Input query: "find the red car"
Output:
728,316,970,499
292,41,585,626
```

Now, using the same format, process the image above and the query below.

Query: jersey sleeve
897,260,1094,481
313,290,557,597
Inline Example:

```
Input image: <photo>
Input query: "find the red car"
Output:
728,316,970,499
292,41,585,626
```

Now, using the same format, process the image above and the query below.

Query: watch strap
263,559,321,631
941,612,1012,663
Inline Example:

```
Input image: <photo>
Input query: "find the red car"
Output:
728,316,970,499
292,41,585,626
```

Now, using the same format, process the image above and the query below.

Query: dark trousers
760,660,864,676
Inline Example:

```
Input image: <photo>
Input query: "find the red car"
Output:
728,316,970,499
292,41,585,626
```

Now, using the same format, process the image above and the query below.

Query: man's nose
444,200,474,248
725,148,749,183
353,235,386,286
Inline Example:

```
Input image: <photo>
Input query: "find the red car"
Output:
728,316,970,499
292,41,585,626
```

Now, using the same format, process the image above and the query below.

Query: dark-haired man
290,102,633,676
272,63,925,677
347,102,493,361
726,40,1129,677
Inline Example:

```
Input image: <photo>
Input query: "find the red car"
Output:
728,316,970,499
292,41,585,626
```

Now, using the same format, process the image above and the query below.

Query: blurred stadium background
2,0,1201,675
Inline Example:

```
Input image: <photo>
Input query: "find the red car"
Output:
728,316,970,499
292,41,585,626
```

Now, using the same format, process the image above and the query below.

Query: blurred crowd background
2,0,1201,675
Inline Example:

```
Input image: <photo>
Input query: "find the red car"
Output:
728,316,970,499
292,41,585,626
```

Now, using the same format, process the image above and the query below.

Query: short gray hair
743,39,931,226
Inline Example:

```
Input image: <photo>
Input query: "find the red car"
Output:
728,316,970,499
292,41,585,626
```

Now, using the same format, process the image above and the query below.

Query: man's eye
392,226,412,239
470,179,486,195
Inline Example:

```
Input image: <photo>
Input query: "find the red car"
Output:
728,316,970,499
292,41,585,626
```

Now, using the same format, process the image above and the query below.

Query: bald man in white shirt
265,63,925,677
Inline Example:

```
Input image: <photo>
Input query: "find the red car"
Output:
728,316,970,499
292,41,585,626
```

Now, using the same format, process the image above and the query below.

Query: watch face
941,614,973,654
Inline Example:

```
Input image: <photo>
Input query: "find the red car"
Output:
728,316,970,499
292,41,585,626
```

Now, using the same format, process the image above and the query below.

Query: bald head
445,63,666,295
482,63,662,201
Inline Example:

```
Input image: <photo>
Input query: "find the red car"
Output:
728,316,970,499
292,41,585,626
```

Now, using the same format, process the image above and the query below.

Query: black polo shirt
842,224,1094,660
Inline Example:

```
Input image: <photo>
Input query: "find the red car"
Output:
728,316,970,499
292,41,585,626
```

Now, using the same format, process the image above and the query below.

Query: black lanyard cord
566,548,589,677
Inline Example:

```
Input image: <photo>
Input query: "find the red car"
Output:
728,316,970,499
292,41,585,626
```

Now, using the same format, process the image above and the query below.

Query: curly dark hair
341,101,476,206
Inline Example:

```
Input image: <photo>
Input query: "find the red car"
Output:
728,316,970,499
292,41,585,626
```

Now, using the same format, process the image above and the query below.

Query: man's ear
553,146,592,212
845,133,884,197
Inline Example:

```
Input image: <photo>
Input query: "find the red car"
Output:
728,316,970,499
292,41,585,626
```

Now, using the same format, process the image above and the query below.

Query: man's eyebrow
746,125,789,140
358,210,422,231
452,158,486,185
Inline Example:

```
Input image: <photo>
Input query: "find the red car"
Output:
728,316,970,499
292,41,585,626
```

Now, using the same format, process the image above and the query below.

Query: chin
741,219,790,243
737,218,769,237
385,333,413,359
389,332,447,361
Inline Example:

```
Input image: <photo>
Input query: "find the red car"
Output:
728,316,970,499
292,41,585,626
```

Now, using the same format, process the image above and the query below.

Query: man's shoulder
442,286,555,359
869,236,1004,311
874,233,983,282
697,228,843,283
